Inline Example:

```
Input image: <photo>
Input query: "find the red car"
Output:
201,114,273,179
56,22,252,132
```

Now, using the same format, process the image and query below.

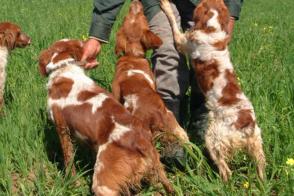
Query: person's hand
227,17,235,43
81,38,101,69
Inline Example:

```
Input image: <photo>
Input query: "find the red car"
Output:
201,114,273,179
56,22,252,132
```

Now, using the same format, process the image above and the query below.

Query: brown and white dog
112,0,189,147
160,0,265,181
39,39,174,195
0,22,31,109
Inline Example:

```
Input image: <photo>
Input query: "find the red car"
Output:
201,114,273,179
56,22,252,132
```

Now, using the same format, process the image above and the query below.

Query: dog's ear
115,29,127,56
218,4,230,33
68,44,84,62
0,30,16,50
38,49,53,76
141,30,162,50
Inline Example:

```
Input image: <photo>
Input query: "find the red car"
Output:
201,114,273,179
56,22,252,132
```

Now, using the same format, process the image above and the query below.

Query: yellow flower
286,158,294,166
243,181,249,189
237,76,241,85
82,35,87,41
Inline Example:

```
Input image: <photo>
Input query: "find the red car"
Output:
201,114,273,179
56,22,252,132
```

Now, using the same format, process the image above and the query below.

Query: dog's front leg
52,105,76,176
160,0,188,53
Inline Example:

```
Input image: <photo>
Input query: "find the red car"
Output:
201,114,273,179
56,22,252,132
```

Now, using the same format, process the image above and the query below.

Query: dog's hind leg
205,124,232,181
247,128,266,180
207,146,232,182
52,105,76,176
164,110,189,143
150,147,174,194
92,143,121,196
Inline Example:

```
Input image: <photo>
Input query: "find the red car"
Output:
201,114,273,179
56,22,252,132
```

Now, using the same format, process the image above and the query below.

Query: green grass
0,0,293,195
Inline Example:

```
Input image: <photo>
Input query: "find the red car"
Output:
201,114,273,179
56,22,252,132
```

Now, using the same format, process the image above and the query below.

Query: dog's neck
0,47,9,69
47,59,85,81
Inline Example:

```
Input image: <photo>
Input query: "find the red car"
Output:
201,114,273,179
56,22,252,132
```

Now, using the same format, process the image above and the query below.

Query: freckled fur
161,0,266,181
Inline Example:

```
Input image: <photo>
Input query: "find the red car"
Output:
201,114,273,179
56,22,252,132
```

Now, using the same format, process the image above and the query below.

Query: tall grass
0,0,293,195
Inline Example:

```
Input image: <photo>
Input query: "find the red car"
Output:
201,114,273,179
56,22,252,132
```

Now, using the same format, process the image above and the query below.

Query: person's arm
224,0,243,20
224,0,244,41
82,0,125,68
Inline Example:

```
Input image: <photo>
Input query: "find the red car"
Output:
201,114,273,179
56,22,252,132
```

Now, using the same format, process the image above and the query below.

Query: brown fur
115,1,162,57
218,69,241,106
112,1,189,145
193,0,229,33
234,109,255,130
0,22,31,50
192,59,220,93
40,38,174,195
49,77,73,99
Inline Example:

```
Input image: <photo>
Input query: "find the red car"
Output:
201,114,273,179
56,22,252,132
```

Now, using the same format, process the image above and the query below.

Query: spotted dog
160,0,266,181
39,39,174,195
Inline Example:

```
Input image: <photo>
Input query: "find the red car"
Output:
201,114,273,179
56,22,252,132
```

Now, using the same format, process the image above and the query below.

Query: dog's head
115,0,162,57
38,39,86,76
0,22,31,50
193,0,229,33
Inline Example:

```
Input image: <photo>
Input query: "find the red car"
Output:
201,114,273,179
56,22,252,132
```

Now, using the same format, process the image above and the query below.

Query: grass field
0,0,294,195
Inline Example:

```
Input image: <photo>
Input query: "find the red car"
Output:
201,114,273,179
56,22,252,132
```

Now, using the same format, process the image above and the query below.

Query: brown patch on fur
213,37,229,50
193,0,230,33
218,69,241,105
49,77,74,99
234,109,255,129
192,59,220,93
77,90,97,101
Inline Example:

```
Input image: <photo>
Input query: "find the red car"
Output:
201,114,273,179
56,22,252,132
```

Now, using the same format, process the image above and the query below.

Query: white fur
47,61,109,117
59,38,70,42
46,55,75,74
94,186,116,196
207,9,221,31
75,131,88,141
110,117,131,141
127,69,154,87
123,94,138,114
0,47,9,102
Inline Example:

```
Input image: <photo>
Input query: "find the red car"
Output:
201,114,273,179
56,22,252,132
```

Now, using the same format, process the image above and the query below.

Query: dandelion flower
286,158,294,166
243,181,249,189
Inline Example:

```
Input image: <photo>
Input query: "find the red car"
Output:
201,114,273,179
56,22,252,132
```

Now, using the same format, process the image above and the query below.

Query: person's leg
149,3,189,122
174,0,208,142
189,71,208,142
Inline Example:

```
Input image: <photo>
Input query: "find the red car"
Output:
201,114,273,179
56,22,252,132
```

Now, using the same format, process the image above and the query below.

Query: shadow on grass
40,108,96,188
